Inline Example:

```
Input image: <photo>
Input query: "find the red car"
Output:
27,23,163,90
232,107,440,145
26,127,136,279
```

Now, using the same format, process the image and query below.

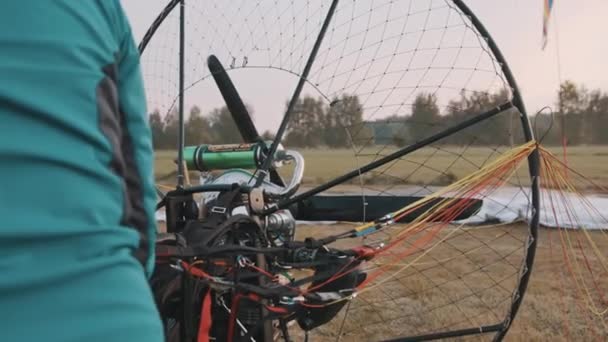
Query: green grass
155,145,608,189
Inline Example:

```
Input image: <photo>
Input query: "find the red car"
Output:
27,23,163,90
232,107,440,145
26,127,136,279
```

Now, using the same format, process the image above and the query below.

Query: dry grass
156,220,607,340
286,223,608,341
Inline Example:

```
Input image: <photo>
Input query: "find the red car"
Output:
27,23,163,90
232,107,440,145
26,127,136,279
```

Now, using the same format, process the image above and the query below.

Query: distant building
365,120,411,145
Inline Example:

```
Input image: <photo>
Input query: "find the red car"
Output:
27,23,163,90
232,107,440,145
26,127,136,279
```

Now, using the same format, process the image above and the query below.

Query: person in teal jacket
0,1,163,341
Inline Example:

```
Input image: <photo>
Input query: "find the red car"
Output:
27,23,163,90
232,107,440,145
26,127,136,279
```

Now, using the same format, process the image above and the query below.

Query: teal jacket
0,1,162,341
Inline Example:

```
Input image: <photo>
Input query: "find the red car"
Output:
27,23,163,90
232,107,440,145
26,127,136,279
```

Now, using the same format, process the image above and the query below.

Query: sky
121,0,608,131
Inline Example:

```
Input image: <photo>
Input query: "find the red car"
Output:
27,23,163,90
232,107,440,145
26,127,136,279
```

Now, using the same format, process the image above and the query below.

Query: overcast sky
122,0,608,130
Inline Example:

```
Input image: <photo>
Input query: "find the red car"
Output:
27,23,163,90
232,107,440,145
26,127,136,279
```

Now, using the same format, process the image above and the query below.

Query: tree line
149,105,246,149
148,94,373,149
377,88,520,147
149,80,608,150
283,94,374,148
535,80,608,145
368,80,608,147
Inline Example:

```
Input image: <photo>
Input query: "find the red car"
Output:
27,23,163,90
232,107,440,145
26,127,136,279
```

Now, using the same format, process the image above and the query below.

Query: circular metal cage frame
139,1,541,340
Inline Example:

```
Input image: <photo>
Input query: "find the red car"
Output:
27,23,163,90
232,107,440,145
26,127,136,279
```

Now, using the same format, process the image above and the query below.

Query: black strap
204,187,242,224
199,214,260,247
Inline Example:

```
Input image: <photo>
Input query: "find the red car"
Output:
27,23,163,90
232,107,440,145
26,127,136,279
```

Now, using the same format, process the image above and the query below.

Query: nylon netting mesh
140,0,535,340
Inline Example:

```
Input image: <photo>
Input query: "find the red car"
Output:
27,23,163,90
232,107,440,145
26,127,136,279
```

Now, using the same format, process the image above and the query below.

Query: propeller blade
207,55,284,186
289,195,483,223
208,55,259,142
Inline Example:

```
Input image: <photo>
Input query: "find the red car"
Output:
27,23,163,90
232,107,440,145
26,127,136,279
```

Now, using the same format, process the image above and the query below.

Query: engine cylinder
265,210,296,245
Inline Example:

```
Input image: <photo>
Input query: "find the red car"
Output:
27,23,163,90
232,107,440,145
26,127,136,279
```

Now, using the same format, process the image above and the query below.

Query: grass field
288,223,608,341
154,145,608,190
156,220,608,340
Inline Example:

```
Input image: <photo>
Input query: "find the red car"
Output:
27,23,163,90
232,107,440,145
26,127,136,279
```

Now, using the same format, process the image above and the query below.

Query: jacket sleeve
114,2,157,276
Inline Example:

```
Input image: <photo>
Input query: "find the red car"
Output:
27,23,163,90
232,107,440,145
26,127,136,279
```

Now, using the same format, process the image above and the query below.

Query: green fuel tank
183,142,267,171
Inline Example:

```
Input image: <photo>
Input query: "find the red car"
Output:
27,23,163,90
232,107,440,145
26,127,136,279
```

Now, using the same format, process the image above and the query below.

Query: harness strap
226,293,243,342
197,289,213,342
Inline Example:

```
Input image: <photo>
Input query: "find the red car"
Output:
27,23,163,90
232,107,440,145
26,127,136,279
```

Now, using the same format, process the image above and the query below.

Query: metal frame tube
255,0,341,187
176,0,186,188
273,102,514,212
382,324,503,342
449,2,540,340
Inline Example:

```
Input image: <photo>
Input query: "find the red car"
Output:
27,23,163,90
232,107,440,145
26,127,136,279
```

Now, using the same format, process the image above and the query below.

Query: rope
537,146,608,333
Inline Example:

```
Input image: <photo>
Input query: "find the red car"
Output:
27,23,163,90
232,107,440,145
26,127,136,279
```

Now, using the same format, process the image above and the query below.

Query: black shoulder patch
97,62,149,266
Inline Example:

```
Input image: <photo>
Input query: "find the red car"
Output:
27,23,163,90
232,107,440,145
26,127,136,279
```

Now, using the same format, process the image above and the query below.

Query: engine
152,143,366,342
